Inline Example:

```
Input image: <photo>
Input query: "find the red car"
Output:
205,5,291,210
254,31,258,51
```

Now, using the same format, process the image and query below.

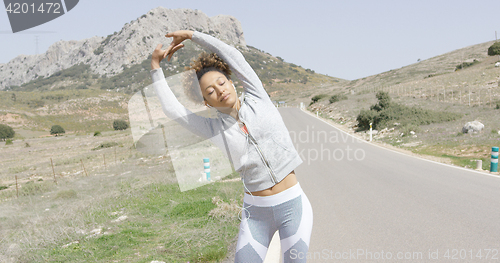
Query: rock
111,215,128,223
366,129,378,135
462,121,484,133
498,130,500,135
62,241,79,248
410,131,416,135
495,62,500,67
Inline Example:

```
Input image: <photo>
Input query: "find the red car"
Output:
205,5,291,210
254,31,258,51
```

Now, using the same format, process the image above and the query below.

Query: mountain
0,7,247,90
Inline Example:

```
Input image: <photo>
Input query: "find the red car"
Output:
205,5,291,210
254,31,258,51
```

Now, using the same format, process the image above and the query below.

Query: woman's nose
215,86,226,95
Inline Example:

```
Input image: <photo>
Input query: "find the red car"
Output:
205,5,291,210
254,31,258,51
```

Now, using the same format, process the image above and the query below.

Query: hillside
0,8,342,134
307,39,500,171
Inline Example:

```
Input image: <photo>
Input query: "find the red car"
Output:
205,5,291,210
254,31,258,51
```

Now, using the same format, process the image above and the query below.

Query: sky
0,0,499,80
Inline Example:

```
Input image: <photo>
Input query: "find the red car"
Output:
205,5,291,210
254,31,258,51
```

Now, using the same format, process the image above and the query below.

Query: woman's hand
165,30,193,61
150,30,194,70
151,44,167,70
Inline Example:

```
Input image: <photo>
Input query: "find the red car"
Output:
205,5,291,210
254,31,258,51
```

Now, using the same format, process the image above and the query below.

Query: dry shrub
208,196,240,219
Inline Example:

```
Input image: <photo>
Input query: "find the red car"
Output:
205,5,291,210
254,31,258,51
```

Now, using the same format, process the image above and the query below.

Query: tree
113,120,129,130
488,42,500,56
50,125,65,136
0,124,15,141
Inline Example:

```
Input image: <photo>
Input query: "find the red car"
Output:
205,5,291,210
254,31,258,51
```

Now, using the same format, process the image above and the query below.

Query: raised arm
150,43,218,140
164,30,269,100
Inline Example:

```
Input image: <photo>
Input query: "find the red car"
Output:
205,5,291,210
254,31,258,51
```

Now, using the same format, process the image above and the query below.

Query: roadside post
203,158,211,181
491,147,499,173
369,123,373,142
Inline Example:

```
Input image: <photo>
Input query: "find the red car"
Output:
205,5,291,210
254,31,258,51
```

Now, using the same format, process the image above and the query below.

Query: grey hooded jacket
150,31,302,192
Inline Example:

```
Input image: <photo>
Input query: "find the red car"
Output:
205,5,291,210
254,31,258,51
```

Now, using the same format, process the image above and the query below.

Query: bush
0,185,8,190
113,120,129,130
329,94,348,103
94,131,101,136
50,125,65,136
310,94,328,105
488,42,500,56
5,139,13,145
356,92,461,131
455,59,480,71
92,142,119,151
371,91,391,111
0,124,15,141
356,109,378,131
27,99,45,108
93,46,104,55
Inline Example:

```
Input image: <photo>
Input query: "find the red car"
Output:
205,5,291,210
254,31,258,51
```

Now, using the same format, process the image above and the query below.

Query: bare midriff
247,170,298,196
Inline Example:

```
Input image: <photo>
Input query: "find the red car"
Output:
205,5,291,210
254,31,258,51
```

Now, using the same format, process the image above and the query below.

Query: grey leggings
234,183,313,263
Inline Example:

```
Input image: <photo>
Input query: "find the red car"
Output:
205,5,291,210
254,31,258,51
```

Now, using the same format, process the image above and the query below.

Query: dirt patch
0,113,26,126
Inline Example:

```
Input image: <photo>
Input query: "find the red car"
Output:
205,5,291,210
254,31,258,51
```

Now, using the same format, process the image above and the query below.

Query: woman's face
199,71,237,110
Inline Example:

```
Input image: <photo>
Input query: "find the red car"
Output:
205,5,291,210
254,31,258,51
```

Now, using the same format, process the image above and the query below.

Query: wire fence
358,83,500,108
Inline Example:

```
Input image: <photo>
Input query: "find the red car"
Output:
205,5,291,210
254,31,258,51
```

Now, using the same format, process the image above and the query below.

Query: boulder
462,121,484,134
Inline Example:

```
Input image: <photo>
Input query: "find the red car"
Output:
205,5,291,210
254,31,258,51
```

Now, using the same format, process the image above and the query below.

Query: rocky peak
0,7,246,90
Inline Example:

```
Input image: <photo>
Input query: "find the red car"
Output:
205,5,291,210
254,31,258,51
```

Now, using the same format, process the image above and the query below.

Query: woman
150,30,313,262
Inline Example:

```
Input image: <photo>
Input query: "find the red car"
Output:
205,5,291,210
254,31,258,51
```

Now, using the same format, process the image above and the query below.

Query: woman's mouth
220,94,229,102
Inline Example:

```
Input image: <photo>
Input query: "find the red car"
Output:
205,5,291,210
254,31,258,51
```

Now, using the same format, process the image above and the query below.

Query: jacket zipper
219,94,279,184
246,131,279,184
236,115,279,184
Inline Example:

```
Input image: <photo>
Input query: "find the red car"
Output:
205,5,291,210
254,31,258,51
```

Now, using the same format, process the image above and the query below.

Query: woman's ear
204,98,212,108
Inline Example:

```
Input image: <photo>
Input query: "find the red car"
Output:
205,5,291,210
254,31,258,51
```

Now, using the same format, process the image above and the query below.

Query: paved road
278,107,500,262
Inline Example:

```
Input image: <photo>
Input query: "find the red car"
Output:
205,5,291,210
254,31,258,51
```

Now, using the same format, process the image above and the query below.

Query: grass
55,189,78,199
413,146,492,170
12,178,242,262
0,128,243,262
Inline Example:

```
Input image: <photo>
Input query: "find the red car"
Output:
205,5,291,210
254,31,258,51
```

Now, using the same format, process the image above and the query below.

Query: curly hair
183,52,232,105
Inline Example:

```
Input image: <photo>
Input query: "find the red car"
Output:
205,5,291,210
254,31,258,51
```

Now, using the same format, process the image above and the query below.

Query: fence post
50,158,57,184
15,175,18,198
491,147,499,173
81,159,88,177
